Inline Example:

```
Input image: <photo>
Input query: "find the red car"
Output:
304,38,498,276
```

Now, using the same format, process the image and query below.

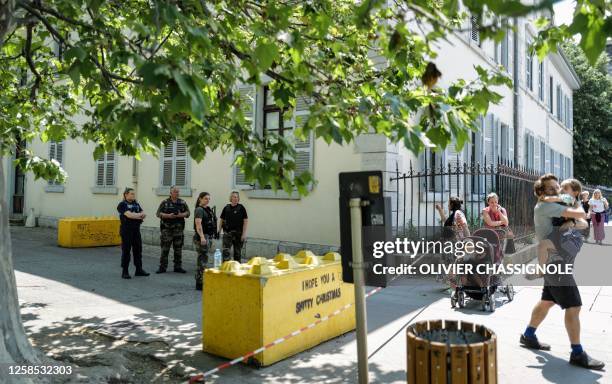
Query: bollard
203,251,355,366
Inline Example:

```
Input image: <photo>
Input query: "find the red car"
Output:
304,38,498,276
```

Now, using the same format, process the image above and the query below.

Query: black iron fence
389,157,540,241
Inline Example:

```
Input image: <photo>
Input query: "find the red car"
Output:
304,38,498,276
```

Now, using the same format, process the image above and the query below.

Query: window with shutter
501,32,509,70
160,140,190,188
235,85,313,192
540,141,546,174
538,61,544,101
569,97,573,130
525,41,533,91
484,114,494,165
557,85,562,120
48,141,64,186
95,151,116,187
234,85,257,189
549,76,554,113
534,137,540,174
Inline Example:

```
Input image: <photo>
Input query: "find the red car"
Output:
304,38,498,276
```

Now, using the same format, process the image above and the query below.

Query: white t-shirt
589,198,606,213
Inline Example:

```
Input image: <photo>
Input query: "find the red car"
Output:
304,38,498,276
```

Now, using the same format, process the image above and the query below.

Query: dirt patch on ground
29,327,188,383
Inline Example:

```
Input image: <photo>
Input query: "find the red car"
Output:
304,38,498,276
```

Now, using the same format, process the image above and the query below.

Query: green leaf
254,41,279,71
64,46,87,62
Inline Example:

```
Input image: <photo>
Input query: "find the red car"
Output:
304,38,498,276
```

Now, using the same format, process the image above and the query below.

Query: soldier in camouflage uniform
156,186,190,273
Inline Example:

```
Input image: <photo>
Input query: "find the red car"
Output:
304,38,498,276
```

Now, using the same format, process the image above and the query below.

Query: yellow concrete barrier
58,216,121,248
202,251,355,366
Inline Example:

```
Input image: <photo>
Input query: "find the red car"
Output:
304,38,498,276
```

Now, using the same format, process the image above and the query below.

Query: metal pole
349,197,369,384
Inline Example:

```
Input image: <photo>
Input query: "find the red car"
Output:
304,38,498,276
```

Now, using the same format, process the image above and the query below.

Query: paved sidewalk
11,225,612,383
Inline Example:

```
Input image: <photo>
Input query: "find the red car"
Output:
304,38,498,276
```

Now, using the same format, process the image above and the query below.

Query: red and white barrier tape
187,286,384,383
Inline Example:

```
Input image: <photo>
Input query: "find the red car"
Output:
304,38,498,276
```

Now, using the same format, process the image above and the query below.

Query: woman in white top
589,189,609,245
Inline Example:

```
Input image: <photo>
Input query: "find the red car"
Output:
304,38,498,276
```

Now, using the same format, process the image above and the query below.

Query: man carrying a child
520,173,604,370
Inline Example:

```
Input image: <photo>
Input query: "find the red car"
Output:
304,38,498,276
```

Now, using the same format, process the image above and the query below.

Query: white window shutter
534,137,540,173
494,118,501,163
293,95,313,180
508,125,514,165
234,85,257,189
174,140,187,187
56,142,64,166
484,114,494,165
446,139,462,193
105,152,115,186
96,154,105,186
569,97,573,130
162,142,174,187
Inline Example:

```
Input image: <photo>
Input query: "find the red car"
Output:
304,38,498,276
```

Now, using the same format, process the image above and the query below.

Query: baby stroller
450,228,514,312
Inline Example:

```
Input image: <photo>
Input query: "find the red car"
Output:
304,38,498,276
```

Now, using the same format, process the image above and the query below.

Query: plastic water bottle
213,249,222,268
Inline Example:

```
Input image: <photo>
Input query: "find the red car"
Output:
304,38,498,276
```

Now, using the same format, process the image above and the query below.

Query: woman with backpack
193,192,218,290
435,196,470,241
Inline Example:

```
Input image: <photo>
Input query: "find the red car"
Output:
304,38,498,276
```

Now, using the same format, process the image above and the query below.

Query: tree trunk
1,5,41,382
0,0,17,43
1,157,39,380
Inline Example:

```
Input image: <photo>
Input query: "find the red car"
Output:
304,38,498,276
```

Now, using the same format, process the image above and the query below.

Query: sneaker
195,282,202,291
569,351,605,370
156,267,166,274
520,334,551,350
135,270,150,277
122,271,131,279
174,267,187,273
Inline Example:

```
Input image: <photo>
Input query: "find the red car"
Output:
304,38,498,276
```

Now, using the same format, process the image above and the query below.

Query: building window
501,32,509,70
470,15,480,46
548,76,554,113
524,133,534,170
525,42,533,91
234,85,314,195
95,152,116,187
556,85,563,121
263,85,293,174
48,141,64,185
45,141,65,192
160,140,189,188
538,61,544,101
540,141,546,173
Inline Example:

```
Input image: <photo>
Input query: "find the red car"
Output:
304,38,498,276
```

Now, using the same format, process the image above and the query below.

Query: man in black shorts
520,174,604,370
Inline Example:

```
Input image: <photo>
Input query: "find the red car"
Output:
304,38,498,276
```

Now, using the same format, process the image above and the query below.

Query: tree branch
24,24,41,100
17,0,140,94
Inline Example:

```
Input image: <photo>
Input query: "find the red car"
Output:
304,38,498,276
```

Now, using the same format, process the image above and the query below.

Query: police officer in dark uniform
219,191,248,262
193,191,218,290
117,188,149,279
156,186,190,273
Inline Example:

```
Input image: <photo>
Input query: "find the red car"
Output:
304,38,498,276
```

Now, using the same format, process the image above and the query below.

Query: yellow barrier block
203,251,355,366
58,216,121,248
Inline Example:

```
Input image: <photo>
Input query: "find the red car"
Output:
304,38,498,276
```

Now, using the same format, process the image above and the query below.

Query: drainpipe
512,17,520,167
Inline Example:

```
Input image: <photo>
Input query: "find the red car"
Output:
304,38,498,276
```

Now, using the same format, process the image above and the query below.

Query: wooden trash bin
407,319,497,384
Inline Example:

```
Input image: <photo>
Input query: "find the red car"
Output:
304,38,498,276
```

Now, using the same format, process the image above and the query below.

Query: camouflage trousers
194,234,212,285
160,226,184,269
222,231,243,262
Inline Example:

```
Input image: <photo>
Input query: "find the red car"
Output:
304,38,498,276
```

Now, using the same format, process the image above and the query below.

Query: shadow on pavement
527,349,605,384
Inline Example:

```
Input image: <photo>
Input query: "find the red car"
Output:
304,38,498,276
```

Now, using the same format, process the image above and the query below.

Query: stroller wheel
458,291,466,308
506,284,515,301
481,296,488,311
